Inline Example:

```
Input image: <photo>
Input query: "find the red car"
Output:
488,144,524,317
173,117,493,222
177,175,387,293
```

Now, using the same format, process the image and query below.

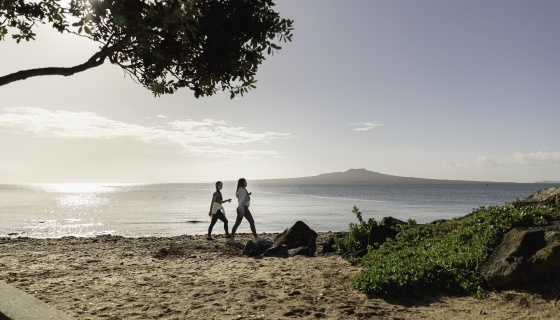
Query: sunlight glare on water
36,183,119,208
5,183,145,238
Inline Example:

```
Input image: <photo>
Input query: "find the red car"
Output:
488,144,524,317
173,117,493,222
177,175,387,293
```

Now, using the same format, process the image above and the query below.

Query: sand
1,233,559,320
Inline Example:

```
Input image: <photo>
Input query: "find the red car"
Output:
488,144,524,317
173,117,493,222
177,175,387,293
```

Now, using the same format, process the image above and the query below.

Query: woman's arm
209,193,217,215
237,189,246,208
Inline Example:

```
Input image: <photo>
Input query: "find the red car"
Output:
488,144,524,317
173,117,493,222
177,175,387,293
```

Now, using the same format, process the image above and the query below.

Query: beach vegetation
337,200,560,299
332,206,378,259
0,0,293,98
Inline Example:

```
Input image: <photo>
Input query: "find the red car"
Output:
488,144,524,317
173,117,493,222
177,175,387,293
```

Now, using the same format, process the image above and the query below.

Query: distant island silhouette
255,168,510,185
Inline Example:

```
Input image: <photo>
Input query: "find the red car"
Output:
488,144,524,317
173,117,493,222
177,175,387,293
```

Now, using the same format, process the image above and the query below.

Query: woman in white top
230,178,259,242
207,181,232,240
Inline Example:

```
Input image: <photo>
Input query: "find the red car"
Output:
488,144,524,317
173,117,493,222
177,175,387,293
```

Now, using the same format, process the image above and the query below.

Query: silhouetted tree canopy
0,0,293,98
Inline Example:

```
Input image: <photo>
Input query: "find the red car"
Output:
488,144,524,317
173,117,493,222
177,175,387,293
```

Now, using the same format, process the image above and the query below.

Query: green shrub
348,201,560,298
333,206,377,258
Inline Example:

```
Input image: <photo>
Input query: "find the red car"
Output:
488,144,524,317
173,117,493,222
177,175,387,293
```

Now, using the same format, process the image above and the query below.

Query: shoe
225,234,231,238
207,237,214,241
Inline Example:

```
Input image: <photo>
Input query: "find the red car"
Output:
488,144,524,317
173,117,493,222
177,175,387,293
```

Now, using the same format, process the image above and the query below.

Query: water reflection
58,193,109,207
17,183,139,238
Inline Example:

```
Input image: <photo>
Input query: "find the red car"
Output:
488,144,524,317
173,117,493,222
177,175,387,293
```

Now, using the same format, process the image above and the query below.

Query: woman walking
207,181,231,240
229,178,261,243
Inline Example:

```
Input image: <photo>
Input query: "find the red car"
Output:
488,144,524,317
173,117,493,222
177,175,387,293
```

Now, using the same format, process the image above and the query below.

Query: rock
515,187,560,207
263,244,292,257
525,187,560,202
380,216,406,227
288,246,312,257
480,221,560,288
430,219,449,225
243,239,273,257
368,216,405,247
227,239,244,248
263,221,317,257
321,232,347,254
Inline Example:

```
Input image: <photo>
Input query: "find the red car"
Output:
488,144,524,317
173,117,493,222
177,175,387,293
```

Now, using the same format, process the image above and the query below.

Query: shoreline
3,182,556,239
1,232,559,319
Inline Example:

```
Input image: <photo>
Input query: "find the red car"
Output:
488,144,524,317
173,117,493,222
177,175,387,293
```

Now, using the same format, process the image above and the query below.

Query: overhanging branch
0,34,132,87
0,50,107,86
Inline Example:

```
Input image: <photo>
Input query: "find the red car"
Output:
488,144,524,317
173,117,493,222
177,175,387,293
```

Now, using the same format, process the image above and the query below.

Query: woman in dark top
207,181,231,240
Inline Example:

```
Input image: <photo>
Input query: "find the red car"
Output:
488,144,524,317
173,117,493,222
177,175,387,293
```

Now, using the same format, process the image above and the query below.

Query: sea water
0,182,557,238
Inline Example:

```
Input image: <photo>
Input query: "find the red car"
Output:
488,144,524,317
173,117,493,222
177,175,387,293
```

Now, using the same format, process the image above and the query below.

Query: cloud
443,160,462,168
348,122,383,132
168,119,290,145
0,107,291,160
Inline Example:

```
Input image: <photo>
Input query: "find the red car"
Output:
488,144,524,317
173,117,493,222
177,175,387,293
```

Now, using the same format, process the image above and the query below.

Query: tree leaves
0,0,294,98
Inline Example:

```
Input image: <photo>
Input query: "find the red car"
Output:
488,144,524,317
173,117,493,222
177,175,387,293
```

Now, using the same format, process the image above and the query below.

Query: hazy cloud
443,160,462,168
169,119,290,145
0,107,290,159
349,122,383,132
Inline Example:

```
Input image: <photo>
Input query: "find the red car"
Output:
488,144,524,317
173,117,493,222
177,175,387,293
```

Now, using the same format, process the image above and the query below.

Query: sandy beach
1,232,559,320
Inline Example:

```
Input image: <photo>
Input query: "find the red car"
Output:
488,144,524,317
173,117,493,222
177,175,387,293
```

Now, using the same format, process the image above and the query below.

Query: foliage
333,206,378,258
346,201,560,299
333,206,415,259
0,0,293,98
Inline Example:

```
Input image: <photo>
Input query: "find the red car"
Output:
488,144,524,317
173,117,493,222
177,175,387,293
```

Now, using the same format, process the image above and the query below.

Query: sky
1,0,559,184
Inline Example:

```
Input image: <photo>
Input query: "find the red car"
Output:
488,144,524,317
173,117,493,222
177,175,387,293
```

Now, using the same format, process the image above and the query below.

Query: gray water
0,182,556,238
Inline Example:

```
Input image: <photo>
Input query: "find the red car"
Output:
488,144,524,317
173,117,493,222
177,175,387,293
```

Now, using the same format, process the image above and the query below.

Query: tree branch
0,34,131,87
0,50,107,86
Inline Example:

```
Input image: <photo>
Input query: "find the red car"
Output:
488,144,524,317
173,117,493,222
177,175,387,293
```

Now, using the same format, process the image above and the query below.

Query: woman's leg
243,206,258,239
215,210,229,235
207,214,219,238
230,207,244,238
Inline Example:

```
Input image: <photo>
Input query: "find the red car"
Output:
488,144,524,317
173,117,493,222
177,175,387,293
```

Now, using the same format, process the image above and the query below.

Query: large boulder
480,221,560,288
263,221,317,257
368,216,405,247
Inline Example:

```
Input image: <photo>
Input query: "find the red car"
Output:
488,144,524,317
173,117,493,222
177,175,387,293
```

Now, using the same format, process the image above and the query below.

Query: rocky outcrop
263,221,317,257
480,221,560,289
480,187,560,289
515,187,560,207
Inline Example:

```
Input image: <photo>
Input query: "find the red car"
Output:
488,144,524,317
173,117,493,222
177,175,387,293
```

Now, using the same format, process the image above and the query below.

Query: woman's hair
215,181,222,190
236,178,246,194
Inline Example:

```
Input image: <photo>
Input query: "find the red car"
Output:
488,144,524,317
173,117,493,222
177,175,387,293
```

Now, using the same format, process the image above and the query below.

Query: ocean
0,182,557,238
